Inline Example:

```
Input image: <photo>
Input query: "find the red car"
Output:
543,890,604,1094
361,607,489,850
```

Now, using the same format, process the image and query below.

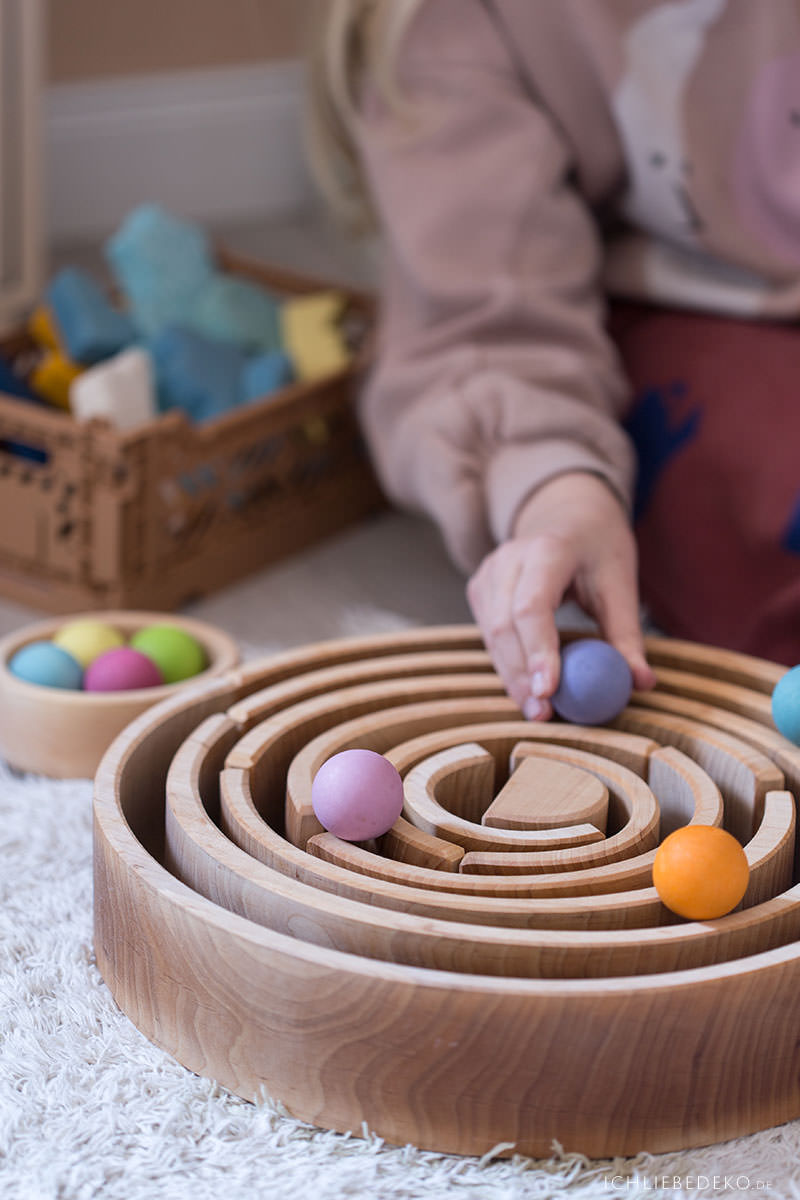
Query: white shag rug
2,513,800,1200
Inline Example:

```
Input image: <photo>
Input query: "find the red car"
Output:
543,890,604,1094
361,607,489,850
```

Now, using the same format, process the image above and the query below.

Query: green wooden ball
129,624,207,685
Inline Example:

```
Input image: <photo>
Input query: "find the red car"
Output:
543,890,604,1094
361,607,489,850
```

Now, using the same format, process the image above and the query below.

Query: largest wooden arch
93,626,800,1157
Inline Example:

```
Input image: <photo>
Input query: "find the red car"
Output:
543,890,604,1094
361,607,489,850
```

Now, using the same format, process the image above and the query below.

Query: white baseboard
46,62,315,242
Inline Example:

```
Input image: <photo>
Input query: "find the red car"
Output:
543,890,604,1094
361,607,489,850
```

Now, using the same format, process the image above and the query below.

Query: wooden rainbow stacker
93,626,800,1157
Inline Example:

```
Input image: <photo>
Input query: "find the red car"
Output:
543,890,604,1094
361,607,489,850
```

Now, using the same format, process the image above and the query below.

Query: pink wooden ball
311,748,404,841
84,646,164,692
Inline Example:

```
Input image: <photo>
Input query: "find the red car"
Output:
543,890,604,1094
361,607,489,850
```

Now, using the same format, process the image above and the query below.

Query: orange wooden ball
653,825,750,920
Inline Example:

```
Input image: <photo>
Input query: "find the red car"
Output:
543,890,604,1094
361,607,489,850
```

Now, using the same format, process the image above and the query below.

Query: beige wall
48,0,313,82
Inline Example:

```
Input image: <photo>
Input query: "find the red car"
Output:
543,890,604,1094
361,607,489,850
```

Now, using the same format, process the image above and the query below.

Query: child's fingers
467,551,530,712
511,539,576,709
587,558,656,692
469,536,586,720
468,543,564,718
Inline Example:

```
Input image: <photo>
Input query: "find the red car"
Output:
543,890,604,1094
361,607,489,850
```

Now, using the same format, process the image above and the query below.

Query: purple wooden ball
84,647,164,692
312,748,404,841
551,639,632,725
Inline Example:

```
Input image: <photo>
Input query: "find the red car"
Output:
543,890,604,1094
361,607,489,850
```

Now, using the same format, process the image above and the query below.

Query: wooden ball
84,647,164,692
9,640,83,690
653,825,750,920
772,666,800,744
552,639,632,725
53,619,124,668
312,749,404,841
129,624,207,684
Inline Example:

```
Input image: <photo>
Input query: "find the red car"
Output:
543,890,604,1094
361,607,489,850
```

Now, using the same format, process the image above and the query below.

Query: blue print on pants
781,495,800,555
624,381,701,521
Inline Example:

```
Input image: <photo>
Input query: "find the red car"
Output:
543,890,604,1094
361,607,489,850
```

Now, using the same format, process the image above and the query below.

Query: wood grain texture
164,720,800,976
402,744,606,852
483,754,608,832
629,688,800,883
377,818,465,872
94,625,800,1158
611,706,784,843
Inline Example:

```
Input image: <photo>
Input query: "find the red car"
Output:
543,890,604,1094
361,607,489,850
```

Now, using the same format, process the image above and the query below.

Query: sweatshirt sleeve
353,0,637,574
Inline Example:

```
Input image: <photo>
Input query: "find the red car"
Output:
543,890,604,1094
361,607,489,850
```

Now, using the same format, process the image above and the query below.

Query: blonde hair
305,0,426,230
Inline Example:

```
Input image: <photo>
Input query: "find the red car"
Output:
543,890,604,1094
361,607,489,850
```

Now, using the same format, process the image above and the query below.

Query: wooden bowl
93,626,800,1158
0,610,240,778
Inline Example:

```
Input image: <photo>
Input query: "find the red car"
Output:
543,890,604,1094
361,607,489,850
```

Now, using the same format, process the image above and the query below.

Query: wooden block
303,831,670,930
643,635,785,694
228,648,492,730
430,742,496,823
461,738,724,880
377,817,464,871
647,666,773,724
504,743,659,864
632,686,800,884
648,745,724,839
742,791,796,908
402,743,606,853
508,728,658,779
482,755,608,833
308,827,465,877
611,705,784,844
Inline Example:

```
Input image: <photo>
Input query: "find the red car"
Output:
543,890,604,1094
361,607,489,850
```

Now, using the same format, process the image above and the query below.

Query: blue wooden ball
551,639,633,726
9,640,83,690
771,666,800,743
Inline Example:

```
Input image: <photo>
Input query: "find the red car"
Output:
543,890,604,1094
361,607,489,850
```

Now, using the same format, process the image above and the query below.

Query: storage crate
0,250,386,613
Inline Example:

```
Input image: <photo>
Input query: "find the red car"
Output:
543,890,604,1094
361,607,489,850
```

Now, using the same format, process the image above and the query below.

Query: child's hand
466,471,656,720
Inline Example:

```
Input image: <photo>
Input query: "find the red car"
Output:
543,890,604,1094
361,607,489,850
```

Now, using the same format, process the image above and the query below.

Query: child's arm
353,0,653,708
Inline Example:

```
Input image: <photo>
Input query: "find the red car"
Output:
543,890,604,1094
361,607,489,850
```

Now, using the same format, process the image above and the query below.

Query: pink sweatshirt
354,0,800,574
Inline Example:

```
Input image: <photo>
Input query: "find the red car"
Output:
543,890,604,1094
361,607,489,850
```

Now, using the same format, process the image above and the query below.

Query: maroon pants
609,303,800,666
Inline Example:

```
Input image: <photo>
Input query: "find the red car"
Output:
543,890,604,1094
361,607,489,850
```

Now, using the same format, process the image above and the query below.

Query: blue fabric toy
150,327,246,423
240,350,294,404
46,268,136,365
106,205,283,352
188,274,283,354
105,205,215,338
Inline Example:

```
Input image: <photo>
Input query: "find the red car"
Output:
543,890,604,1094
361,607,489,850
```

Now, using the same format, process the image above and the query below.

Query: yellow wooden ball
52,619,125,668
653,824,750,920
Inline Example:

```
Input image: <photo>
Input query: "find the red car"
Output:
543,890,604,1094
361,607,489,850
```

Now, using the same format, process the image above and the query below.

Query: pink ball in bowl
311,748,404,841
84,647,164,692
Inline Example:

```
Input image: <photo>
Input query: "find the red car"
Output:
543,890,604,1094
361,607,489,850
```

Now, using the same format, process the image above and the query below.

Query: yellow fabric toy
30,351,83,410
280,292,350,383
27,305,61,352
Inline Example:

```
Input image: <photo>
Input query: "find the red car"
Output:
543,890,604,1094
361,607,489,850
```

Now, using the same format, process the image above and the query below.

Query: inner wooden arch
401,741,657,869
400,743,607,853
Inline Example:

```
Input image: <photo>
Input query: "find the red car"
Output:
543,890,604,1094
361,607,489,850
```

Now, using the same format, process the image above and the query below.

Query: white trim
0,0,44,332
46,62,315,242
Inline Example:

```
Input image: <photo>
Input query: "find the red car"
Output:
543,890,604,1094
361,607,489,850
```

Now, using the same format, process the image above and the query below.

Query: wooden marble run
93,626,800,1158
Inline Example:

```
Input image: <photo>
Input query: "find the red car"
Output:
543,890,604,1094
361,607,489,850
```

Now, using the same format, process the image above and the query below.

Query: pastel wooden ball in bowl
0,611,240,779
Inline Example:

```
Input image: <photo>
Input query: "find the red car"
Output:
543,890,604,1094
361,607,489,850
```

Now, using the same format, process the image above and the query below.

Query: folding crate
0,251,385,613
